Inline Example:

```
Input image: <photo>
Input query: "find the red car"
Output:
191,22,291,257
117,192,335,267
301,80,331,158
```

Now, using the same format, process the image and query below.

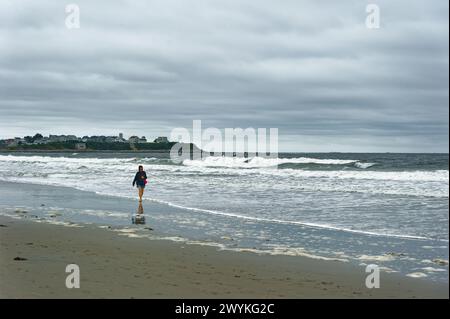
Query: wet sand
0,215,447,298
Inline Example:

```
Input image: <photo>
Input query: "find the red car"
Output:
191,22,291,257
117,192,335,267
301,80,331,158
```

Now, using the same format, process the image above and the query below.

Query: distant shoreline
0,149,173,153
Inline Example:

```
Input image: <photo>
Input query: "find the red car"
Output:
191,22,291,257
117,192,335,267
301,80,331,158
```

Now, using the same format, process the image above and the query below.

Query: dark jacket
133,171,147,187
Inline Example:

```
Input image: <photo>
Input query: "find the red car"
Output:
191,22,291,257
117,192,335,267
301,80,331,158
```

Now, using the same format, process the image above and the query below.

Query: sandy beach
0,215,447,299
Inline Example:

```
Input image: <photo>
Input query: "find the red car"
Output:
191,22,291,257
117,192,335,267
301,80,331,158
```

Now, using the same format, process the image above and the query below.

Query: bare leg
138,188,144,202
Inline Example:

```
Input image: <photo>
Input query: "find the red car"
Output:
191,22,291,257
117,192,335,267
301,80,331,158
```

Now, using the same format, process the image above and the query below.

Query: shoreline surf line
0,179,448,242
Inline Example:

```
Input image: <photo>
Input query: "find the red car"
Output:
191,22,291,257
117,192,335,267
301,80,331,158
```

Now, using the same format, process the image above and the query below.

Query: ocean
0,152,448,282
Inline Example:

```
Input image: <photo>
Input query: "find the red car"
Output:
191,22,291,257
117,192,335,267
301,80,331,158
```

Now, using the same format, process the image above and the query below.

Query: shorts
137,184,145,189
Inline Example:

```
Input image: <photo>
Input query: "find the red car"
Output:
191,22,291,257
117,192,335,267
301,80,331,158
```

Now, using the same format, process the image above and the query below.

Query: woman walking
132,165,147,202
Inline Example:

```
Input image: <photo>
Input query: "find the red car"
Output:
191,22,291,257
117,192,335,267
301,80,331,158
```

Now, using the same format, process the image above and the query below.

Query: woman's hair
138,165,143,171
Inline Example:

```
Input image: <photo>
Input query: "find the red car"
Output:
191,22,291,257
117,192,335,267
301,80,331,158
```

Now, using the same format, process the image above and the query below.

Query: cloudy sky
0,0,448,152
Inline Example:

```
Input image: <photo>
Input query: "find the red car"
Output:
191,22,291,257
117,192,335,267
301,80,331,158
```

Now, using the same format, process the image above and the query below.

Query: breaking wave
182,156,374,169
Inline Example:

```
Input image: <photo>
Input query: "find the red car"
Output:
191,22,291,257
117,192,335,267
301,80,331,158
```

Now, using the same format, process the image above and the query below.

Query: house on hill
154,136,169,143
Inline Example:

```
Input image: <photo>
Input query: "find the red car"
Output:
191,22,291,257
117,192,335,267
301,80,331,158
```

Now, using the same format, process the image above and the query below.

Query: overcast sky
0,0,448,152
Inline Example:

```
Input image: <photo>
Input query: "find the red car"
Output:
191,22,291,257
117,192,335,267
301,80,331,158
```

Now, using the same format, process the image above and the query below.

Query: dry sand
0,215,447,298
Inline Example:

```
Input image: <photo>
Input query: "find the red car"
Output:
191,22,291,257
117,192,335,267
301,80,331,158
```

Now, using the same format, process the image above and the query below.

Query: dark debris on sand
13,257,28,261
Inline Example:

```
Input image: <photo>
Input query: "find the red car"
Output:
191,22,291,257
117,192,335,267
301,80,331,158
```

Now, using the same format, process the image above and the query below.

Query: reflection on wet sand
132,202,146,225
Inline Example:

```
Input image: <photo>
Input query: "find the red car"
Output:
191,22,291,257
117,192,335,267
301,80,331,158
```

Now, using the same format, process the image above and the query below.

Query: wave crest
182,156,372,169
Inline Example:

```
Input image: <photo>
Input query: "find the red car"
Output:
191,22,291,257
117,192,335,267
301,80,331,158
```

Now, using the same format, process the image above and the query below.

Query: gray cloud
0,0,448,152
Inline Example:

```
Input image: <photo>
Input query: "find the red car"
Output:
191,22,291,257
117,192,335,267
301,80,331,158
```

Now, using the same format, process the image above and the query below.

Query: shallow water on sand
0,157,448,284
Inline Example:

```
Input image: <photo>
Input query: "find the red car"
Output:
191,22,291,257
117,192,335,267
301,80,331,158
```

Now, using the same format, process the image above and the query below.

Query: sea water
0,152,448,282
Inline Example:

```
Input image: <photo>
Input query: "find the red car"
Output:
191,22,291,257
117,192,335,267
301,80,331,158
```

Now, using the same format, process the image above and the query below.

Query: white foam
113,228,137,233
118,233,147,238
357,254,396,262
354,162,376,169
147,198,436,241
421,267,446,272
45,220,83,227
183,156,358,168
0,154,134,164
261,245,349,261
182,240,349,262
406,272,428,278
378,266,398,273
